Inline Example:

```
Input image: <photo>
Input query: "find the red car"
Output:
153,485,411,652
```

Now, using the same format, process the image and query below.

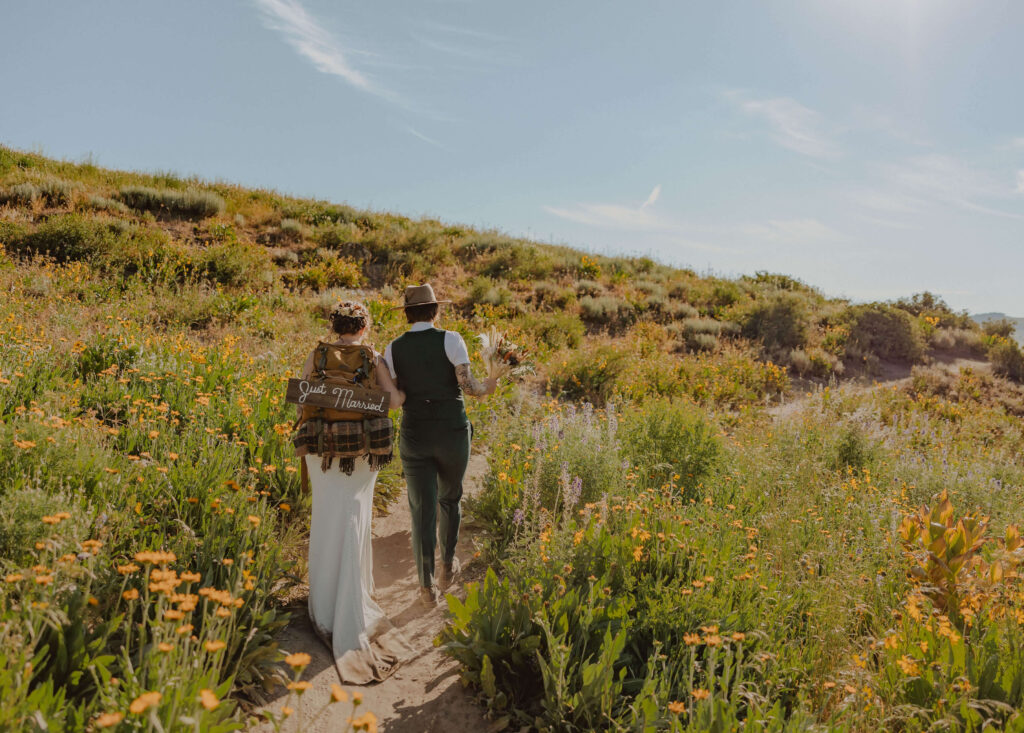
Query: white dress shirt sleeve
444,331,471,366
383,340,397,379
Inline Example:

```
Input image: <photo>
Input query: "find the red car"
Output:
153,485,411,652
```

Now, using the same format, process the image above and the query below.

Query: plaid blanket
293,418,394,474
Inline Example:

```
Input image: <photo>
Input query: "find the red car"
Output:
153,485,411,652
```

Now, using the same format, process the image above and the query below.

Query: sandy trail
767,356,989,420
250,454,490,732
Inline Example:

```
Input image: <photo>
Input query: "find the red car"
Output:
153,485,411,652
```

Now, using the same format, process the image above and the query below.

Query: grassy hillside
4,146,1024,731
1,144,1012,393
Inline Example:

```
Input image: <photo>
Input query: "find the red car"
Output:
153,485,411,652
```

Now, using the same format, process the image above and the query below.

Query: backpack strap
315,344,329,380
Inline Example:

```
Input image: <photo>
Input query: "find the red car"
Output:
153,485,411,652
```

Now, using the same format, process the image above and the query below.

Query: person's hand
485,376,499,395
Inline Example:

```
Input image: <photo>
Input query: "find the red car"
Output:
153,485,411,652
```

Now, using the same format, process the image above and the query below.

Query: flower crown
330,301,370,321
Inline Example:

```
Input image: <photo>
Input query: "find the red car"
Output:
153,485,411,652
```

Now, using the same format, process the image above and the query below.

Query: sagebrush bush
516,310,584,351
667,301,698,320
118,185,225,219
278,218,304,242
989,340,1024,382
741,293,808,354
4,213,116,262
579,295,635,329
547,344,629,405
84,195,129,214
282,257,361,291
575,279,602,296
845,303,925,363
788,346,842,378
982,318,1017,340
532,281,575,310
0,178,76,208
481,242,557,280
0,182,42,207
466,276,512,307
199,239,273,287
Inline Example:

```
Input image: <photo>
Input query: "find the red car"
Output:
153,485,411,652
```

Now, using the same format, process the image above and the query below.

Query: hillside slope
1,145,1010,400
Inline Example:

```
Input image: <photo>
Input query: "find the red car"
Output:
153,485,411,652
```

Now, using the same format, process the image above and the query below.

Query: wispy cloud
253,0,394,101
739,218,845,243
420,20,509,43
544,188,843,255
1017,170,1024,194
641,184,661,209
725,91,840,159
879,154,1024,221
543,202,668,231
405,125,447,150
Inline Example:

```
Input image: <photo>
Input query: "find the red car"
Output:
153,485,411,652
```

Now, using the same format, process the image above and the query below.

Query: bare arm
456,363,497,398
375,354,405,408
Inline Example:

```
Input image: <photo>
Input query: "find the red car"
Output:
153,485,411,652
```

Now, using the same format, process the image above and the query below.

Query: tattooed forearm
456,364,490,396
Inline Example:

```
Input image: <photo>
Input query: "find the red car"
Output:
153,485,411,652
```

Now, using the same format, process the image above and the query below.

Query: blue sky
2,0,1023,314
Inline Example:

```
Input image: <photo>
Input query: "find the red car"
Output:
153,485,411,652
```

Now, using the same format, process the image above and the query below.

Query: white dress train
305,455,410,684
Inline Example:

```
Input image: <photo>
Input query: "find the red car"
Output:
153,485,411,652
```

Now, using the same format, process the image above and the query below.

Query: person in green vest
385,284,498,606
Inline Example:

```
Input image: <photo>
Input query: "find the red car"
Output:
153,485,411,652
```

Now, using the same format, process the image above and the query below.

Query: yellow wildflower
129,691,161,714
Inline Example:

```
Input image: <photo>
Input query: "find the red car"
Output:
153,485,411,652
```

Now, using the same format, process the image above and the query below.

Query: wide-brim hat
390,283,451,310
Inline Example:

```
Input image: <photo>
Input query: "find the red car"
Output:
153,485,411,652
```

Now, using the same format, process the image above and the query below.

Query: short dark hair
405,303,439,324
331,313,368,335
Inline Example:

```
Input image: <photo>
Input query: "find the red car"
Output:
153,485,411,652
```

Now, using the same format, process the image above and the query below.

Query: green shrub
929,327,985,356
1,178,75,208
989,340,1024,382
667,301,698,320
620,399,721,497
532,281,575,310
635,280,666,297
0,183,42,207
547,344,629,405
481,242,556,280
118,186,225,219
198,239,273,287
674,318,737,351
4,214,114,262
579,295,635,329
516,311,585,350
845,303,925,363
710,280,742,308
828,424,877,471
686,332,717,352
84,195,129,214
741,294,808,353
681,318,736,338
893,291,973,329
743,271,815,293
575,279,602,297
466,276,512,307
282,257,361,291
982,318,1017,340
788,347,842,378
278,218,304,242
314,221,360,249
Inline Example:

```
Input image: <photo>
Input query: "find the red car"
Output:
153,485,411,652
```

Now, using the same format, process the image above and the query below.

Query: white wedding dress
305,455,411,684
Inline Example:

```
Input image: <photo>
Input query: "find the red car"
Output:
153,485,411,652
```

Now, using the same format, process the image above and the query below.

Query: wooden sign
285,378,390,416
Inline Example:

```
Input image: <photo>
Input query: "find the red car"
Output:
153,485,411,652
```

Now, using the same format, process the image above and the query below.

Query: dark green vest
391,328,468,425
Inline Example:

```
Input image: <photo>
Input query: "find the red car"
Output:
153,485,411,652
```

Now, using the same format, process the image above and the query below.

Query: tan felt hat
392,283,451,309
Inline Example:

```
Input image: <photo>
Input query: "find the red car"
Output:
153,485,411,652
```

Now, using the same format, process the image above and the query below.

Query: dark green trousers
401,420,472,588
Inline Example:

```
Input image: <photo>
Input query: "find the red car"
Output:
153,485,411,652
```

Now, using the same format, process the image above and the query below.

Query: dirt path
767,357,990,420
250,454,490,732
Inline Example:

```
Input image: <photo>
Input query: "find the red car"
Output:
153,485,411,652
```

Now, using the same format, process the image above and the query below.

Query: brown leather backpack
298,342,379,424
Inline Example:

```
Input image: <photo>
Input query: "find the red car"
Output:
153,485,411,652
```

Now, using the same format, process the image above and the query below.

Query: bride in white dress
296,301,411,684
